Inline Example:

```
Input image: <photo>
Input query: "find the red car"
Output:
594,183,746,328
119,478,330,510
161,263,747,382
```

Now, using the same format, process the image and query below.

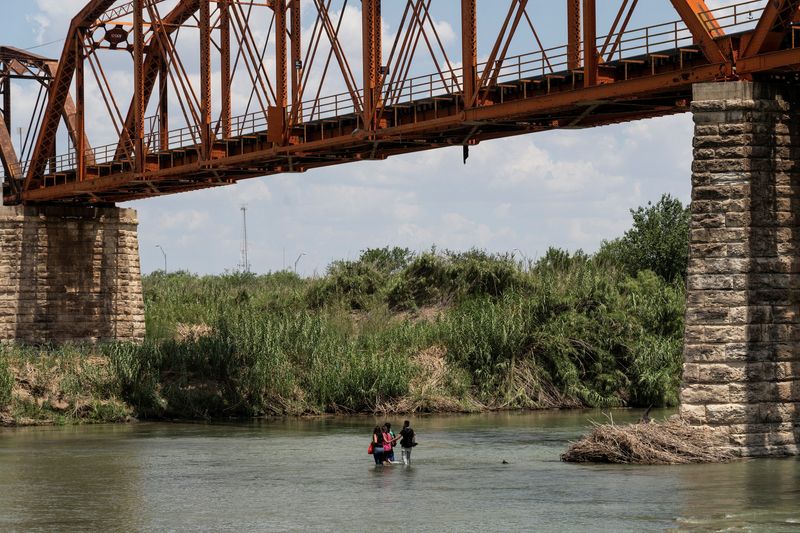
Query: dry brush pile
561,417,736,464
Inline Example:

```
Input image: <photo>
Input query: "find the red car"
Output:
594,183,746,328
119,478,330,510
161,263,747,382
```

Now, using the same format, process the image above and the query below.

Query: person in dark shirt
398,420,416,466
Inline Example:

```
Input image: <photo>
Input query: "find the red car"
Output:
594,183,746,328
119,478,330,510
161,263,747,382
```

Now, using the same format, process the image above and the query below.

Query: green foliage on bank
597,194,690,281
0,195,691,423
106,310,424,418
0,345,133,425
0,355,12,406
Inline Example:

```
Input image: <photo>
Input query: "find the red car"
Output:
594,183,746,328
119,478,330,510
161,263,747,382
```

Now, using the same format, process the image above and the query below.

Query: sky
0,0,749,276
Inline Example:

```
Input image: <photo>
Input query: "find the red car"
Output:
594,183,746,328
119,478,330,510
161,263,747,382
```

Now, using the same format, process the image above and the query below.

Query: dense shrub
387,252,449,309
306,259,387,310
441,255,684,408
359,246,413,274
387,250,522,309
446,250,521,299
598,194,690,281
305,247,412,310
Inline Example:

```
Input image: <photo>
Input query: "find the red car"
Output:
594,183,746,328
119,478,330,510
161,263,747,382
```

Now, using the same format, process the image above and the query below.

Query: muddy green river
0,410,798,532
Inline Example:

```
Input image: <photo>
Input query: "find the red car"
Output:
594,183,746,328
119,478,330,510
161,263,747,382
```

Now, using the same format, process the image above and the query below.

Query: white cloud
494,203,512,218
432,20,456,45
158,210,210,231
485,140,624,193
229,180,272,204
392,202,421,221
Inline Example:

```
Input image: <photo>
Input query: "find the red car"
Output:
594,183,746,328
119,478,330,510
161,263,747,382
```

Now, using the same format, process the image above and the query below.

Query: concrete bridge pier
0,205,145,344
682,81,800,457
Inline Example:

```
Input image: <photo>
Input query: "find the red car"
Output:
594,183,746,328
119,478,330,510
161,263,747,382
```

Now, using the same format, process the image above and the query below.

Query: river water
0,410,798,532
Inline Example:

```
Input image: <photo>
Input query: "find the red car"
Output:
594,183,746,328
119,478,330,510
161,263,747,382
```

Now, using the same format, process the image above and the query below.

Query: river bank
0,248,685,427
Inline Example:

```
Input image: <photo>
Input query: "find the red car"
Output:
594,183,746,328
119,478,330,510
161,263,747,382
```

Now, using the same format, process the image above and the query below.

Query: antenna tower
239,205,250,273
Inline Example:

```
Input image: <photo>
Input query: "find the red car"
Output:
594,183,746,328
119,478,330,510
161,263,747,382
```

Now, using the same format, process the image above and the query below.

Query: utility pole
294,252,306,274
155,244,167,273
239,205,250,273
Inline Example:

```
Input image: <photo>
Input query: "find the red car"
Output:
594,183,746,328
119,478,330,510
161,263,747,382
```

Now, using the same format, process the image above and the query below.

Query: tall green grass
438,257,684,408
143,270,309,339
0,351,12,406
107,307,419,417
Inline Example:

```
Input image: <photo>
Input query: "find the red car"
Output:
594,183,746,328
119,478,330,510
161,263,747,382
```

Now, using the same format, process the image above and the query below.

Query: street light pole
155,244,167,273
294,252,307,274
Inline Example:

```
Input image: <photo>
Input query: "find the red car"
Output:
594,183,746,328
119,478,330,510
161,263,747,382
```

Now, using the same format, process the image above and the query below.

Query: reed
110,243,684,419
105,307,420,417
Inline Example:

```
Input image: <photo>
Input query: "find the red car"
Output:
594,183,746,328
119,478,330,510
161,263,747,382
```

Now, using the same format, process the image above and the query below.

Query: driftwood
561,417,737,465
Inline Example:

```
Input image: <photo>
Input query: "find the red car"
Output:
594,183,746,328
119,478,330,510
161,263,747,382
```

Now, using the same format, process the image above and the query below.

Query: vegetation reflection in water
0,411,798,532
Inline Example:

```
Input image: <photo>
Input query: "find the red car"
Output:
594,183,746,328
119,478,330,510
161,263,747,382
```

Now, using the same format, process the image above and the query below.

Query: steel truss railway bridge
1,1,800,457
0,0,798,205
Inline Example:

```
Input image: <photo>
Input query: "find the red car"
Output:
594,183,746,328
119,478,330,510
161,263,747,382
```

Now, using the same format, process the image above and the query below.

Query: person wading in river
380,424,396,465
398,420,416,466
371,426,386,466
384,422,398,464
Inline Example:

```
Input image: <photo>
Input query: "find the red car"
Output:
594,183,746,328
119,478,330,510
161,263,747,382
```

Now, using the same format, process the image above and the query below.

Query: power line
22,39,64,52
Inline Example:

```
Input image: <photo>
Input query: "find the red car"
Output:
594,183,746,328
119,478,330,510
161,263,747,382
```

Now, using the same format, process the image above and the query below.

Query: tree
598,194,690,281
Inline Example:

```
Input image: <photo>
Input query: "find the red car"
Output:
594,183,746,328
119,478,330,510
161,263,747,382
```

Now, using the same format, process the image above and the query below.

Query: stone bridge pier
682,81,800,457
0,205,145,344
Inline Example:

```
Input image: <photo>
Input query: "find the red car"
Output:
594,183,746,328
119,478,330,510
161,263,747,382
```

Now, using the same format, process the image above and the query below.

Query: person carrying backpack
398,420,416,466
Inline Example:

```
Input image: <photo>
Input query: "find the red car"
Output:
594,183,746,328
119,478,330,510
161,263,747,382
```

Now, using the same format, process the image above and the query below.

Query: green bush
438,252,684,408
306,260,387,310
358,246,413,274
598,194,690,281
627,334,683,407
446,250,521,299
387,252,448,309
387,250,521,309
305,248,413,310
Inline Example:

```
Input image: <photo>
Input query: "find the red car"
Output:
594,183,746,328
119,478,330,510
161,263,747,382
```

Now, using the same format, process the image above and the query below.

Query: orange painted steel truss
3,0,800,205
